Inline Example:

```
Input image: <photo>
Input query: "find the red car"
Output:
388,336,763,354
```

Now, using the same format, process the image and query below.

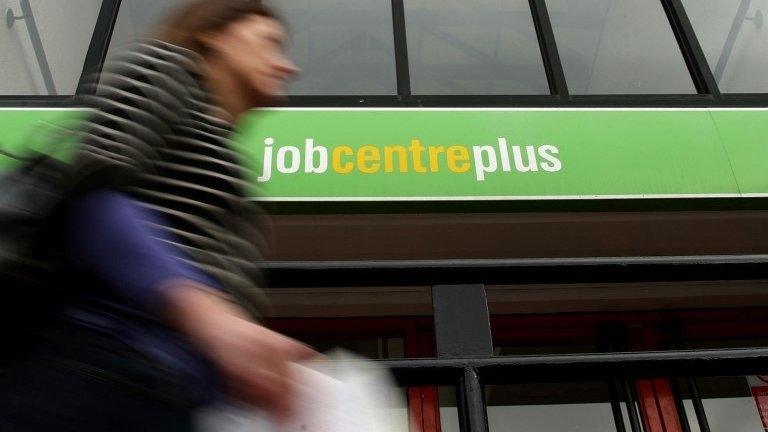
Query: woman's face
205,14,298,106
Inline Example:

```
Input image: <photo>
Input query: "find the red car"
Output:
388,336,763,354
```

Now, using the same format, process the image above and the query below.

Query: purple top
62,190,223,400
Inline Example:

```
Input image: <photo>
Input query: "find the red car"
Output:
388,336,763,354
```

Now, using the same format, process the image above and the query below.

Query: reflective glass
0,0,102,95
681,376,766,432
681,0,768,93
439,383,628,432
107,0,191,57
276,0,397,95
109,0,398,95
404,0,549,95
546,0,696,94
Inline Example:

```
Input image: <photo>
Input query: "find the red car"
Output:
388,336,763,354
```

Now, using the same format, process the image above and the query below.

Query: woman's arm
64,190,315,418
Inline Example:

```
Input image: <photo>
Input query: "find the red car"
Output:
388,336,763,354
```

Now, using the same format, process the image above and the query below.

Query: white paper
196,350,407,432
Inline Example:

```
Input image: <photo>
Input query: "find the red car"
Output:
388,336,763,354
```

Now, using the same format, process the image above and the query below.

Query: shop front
2,1,768,431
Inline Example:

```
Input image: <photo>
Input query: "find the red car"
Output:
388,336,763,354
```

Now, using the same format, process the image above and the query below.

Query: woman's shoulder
102,39,203,84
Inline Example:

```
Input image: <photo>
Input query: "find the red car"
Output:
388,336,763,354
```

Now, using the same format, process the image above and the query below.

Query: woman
0,1,313,430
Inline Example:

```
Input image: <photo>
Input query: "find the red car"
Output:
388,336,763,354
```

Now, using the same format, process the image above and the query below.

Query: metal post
390,0,412,98
669,378,692,432
77,0,122,94
432,284,493,359
687,378,712,432
527,0,569,97
8,1,57,95
622,381,643,432
608,380,628,432
457,367,489,432
659,0,721,97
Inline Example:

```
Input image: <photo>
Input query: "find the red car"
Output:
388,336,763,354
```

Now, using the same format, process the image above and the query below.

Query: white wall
0,0,100,95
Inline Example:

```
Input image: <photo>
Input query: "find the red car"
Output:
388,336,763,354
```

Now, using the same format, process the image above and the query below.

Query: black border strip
262,254,768,288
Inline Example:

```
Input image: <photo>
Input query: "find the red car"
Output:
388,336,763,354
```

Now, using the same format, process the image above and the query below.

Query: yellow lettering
332,146,353,174
384,145,408,173
357,145,380,174
409,139,427,173
428,146,445,172
447,146,470,173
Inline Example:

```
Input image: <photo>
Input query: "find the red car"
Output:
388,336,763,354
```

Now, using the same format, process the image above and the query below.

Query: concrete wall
0,0,100,95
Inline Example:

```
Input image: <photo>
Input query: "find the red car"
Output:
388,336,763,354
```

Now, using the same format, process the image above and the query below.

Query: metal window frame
76,0,123,95
0,0,766,108
0,0,120,106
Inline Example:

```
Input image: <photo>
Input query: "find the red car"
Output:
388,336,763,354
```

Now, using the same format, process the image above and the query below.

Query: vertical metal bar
457,368,488,432
608,381,628,432
432,285,493,359
669,379,692,432
76,0,123,94
390,0,412,97
659,0,721,97
527,0,569,97
623,381,644,432
16,0,56,95
687,378,712,432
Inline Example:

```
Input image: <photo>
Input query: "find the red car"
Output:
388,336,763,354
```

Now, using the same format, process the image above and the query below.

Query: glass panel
681,0,768,93
439,383,624,432
486,382,620,432
276,0,397,95
438,386,461,432
107,0,191,57
0,0,102,95
404,0,549,95
681,376,767,432
545,0,696,94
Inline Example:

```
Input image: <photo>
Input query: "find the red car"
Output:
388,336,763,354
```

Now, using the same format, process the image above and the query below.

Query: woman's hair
154,0,281,55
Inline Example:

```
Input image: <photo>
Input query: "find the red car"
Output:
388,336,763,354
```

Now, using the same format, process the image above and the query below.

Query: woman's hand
163,282,316,420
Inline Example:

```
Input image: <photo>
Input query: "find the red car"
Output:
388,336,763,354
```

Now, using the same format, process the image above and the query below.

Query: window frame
0,0,120,104
1,0,766,107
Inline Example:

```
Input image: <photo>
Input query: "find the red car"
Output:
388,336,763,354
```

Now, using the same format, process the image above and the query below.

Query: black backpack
0,148,72,358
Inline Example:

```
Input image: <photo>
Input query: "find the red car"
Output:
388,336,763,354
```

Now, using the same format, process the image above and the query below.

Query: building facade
2,1,768,432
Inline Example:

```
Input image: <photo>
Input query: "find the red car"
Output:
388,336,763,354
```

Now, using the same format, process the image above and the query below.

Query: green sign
3,108,767,201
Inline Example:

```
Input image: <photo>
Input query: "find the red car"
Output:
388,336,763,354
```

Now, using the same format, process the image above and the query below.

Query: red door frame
492,307,768,432
267,307,768,432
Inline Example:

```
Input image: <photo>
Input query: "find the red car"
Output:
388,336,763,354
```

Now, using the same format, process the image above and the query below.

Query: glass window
276,0,397,95
404,0,549,95
545,0,696,94
681,0,768,93
677,340,768,432
107,0,191,57
680,376,766,432
0,0,102,95
108,0,398,95
438,387,461,432
439,383,631,432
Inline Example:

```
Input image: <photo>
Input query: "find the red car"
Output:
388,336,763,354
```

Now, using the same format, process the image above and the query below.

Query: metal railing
380,348,768,432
